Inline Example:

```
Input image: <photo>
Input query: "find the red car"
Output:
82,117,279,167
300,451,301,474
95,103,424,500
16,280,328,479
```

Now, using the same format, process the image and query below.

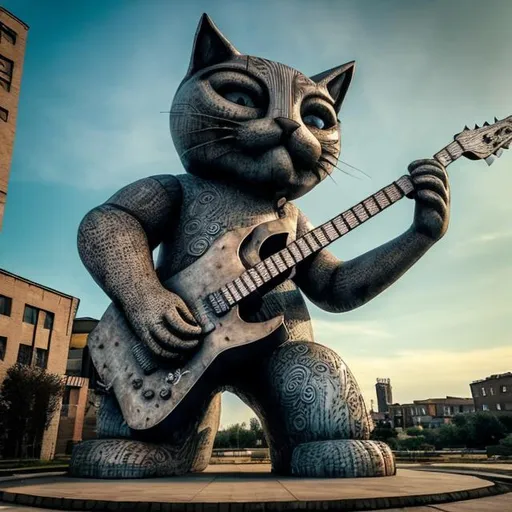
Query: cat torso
156,173,314,343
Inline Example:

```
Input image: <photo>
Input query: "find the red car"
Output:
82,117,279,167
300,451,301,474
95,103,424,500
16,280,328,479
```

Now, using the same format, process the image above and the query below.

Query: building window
44,312,54,330
497,403,502,411
482,404,489,411
481,387,487,397
459,405,464,413
0,106,7,122
0,54,13,92
0,295,12,316
0,22,17,45
0,336,6,360
35,348,48,369
23,305,38,325
501,385,508,393
490,387,495,396
17,344,32,365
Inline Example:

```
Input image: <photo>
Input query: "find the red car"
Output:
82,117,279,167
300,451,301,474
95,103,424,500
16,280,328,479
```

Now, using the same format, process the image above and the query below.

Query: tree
370,422,398,444
213,418,267,449
467,412,507,448
0,364,65,458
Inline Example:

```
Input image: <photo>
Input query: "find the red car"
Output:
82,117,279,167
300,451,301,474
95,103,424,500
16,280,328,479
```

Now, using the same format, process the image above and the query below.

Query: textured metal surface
73,13,451,478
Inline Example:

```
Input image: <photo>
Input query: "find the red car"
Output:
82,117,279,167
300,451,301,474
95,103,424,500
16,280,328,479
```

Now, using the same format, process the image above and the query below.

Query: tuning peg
463,125,470,131
483,121,490,127
474,124,480,129
485,155,495,166
494,116,499,122
495,148,504,158
504,141,511,149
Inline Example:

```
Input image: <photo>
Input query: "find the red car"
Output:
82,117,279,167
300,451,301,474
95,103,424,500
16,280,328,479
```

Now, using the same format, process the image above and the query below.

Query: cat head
170,14,354,201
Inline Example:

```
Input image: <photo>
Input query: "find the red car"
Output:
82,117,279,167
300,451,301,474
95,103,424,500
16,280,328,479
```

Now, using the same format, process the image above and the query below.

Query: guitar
88,115,512,430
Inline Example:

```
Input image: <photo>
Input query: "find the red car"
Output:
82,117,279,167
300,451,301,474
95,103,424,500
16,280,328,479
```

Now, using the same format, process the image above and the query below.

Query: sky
0,0,511,428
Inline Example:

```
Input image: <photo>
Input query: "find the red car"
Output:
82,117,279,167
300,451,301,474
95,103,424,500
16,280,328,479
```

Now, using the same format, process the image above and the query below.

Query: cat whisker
317,162,337,185
319,156,362,181
180,136,236,159
166,111,243,126
322,149,371,180
173,126,236,136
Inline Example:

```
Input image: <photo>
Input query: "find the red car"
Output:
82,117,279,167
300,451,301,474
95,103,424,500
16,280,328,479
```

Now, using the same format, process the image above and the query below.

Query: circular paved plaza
0,464,509,511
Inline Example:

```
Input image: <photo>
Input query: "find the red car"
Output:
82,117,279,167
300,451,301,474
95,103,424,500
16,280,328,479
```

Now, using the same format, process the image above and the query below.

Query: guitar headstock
454,115,512,165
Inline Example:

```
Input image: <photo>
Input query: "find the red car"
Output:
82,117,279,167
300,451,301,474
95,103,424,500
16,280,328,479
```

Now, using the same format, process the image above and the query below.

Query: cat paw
290,439,395,478
68,438,202,479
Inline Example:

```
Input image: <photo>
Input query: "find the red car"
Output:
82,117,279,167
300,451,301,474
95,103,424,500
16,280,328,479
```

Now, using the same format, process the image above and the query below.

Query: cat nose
274,117,300,137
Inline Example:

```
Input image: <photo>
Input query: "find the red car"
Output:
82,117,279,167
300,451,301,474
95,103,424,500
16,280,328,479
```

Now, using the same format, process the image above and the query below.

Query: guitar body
88,218,292,431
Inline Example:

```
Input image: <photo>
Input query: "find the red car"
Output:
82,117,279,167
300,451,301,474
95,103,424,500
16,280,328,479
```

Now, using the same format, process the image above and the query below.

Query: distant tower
375,378,393,413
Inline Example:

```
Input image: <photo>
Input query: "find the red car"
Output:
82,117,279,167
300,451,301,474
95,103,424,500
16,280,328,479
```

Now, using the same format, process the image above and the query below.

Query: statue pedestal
0,464,507,511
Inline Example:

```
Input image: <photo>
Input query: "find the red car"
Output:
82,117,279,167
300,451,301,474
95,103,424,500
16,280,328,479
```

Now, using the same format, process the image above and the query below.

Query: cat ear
185,14,241,78
310,61,355,113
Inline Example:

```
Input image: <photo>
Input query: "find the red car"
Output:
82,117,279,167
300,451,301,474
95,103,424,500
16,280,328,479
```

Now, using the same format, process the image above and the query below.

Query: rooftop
471,372,512,384
0,6,29,30
0,268,78,302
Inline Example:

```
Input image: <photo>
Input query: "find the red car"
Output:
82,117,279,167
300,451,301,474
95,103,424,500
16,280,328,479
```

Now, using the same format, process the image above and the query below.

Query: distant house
470,372,512,414
388,396,475,429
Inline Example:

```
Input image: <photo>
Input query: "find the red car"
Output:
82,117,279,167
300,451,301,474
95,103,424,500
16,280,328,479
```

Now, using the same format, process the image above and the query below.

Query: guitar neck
208,142,460,315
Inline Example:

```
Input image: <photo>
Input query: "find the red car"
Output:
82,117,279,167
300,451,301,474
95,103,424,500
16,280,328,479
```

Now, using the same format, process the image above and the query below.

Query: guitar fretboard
208,175,415,315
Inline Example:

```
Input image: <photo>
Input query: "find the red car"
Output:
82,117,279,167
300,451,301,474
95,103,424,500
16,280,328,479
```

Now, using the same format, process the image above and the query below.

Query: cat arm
77,175,201,358
292,159,449,312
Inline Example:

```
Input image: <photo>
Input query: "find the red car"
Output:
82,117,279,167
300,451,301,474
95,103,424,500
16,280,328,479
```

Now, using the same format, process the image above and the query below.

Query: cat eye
303,114,325,130
301,98,337,131
222,91,257,108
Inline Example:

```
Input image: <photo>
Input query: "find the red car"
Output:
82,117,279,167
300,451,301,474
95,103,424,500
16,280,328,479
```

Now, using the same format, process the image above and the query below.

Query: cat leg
231,341,395,478
69,392,221,478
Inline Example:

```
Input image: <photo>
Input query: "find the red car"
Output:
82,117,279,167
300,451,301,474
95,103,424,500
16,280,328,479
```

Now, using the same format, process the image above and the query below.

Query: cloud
313,318,394,341
449,230,512,258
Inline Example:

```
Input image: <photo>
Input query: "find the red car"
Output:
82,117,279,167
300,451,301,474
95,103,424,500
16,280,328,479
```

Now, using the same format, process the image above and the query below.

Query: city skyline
0,0,510,428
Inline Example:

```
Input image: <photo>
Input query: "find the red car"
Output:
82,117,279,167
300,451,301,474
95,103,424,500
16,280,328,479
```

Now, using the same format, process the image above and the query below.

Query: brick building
470,372,512,413
0,268,79,459
55,317,100,455
389,396,475,429
0,6,28,231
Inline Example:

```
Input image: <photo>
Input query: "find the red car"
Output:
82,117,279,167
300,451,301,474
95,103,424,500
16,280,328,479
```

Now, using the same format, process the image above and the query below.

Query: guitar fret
384,184,401,202
296,238,313,257
304,233,321,252
364,196,381,214
395,175,414,196
255,261,271,282
280,248,295,266
342,210,359,229
221,286,236,306
271,253,288,272
288,243,303,262
375,190,391,209
264,258,279,277
233,277,249,296
323,222,339,241
241,272,257,292
313,228,329,246
361,201,372,217
352,204,369,222
248,268,264,287
333,216,350,235
227,282,242,301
